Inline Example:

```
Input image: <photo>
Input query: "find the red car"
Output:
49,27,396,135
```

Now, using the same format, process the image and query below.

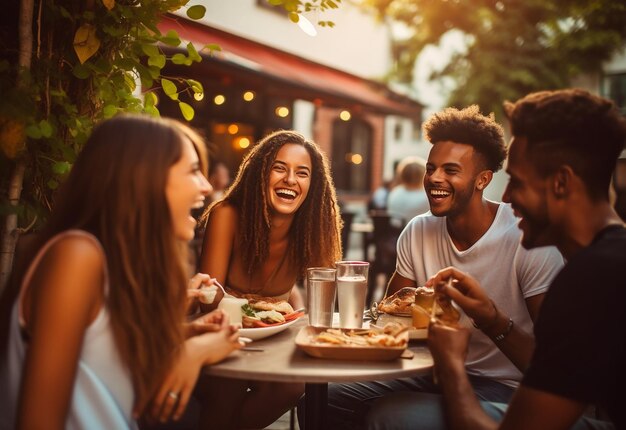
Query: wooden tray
295,326,408,361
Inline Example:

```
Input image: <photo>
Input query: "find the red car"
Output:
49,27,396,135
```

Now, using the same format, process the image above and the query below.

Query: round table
205,318,433,429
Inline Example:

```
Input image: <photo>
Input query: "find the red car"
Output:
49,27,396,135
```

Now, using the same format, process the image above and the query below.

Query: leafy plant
361,0,626,117
0,0,340,292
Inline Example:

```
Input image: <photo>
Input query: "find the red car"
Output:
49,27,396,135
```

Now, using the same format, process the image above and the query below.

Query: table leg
362,231,369,261
304,382,328,430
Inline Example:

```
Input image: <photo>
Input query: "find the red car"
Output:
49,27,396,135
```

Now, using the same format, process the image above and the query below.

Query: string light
275,106,290,118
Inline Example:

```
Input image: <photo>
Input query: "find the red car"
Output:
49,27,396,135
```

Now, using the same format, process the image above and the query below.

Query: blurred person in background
387,156,430,223
208,160,231,203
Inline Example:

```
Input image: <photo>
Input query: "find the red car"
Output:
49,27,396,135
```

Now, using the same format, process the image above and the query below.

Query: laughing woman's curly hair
202,130,342,279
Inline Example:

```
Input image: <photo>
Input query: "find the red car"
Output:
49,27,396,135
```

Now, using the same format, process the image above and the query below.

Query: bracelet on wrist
493,318,514,342
471,300,499,330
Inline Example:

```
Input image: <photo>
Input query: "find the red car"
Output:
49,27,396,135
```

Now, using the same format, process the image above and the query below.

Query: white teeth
191,200,205,209
276,188,296,197
430,189,450,197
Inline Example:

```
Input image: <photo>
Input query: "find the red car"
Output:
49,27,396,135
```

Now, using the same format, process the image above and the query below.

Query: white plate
239,318,299,341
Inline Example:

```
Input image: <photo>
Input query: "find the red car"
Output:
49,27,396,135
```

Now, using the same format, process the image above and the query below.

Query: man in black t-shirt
365,89,626,429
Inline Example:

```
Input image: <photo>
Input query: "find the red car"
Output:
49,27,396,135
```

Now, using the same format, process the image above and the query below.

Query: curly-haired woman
198,129,343,428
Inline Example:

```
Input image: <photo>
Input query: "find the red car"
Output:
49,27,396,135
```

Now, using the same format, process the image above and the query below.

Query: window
331,118,372,193
393,122,403,141
603,72,626,115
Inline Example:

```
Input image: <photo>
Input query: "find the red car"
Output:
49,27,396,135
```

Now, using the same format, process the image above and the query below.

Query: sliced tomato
283,311,305,321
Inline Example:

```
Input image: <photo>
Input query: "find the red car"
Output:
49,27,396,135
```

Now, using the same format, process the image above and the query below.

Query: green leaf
144,92,158,108
179,102,194,121
52,161,71,174
186,5,206,20
103,105,117,118
141,44,160,57
161,30,181,47
72,63,91,79
26,124,42,139
47,179,59,190
145,105,160,117
186,79,203,93
39,120,53,138
161,78,179,100
187,42,201,62
148,54,166,68
171,53,188,64
115,58,137,71
147,65,161,79
205,43,221,52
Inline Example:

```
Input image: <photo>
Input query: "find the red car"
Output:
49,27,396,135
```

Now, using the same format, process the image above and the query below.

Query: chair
367,210,405,306
340,211,355,259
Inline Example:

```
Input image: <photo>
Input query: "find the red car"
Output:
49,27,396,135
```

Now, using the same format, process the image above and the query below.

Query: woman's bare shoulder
208,202,239,226
44,232,105,269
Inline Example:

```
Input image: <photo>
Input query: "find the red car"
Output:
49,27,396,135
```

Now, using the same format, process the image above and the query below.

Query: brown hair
28,115,207,410
203,130,342,279
396,156,426,187
423,105,507,172
505,88,626,200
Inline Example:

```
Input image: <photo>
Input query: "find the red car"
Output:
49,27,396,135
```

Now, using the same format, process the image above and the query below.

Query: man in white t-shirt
310,105,564,430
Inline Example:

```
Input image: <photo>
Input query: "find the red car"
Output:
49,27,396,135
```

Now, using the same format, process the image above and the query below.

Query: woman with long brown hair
0,115,242,429
198,129,342,428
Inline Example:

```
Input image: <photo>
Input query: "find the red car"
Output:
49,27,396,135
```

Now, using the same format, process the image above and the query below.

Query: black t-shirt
523,225,626,428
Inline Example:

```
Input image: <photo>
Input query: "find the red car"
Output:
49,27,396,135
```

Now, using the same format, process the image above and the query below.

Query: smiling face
424,141,484,218
502,136,554,249
267,143,312,217
166,137,212,241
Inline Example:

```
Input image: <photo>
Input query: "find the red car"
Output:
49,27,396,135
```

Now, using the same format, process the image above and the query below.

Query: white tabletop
205,318,433,384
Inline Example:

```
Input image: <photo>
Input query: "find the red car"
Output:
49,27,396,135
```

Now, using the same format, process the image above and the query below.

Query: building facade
157,0,426,202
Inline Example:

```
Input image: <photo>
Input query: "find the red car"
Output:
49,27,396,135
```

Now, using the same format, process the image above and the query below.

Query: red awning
158,15,423,117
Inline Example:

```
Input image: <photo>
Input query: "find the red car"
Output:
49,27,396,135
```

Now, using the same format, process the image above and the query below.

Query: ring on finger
167,390,179,400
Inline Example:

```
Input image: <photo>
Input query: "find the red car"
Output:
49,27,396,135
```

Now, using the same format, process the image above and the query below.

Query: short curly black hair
422,105,507,172
505,88,626,199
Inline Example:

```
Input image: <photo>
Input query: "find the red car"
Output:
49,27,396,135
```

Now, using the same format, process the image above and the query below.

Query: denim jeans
297,373,515,430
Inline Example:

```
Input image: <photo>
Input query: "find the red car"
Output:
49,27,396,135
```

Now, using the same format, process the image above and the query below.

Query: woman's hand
147,341,203,424
187,273,225,314
191,313,242,366
146,312,241,423
426,266,497,329
185,309,227,338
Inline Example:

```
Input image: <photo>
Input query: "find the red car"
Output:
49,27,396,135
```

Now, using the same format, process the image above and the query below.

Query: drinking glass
336,261,369,328
306,267,337,327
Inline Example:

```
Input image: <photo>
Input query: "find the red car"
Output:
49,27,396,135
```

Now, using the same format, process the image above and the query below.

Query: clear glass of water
336,261,370,328
306,267,337,327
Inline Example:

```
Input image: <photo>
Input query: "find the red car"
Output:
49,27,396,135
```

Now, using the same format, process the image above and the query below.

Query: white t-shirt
396,203,564,388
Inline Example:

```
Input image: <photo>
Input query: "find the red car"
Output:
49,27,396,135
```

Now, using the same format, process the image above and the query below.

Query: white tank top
0,230,136,429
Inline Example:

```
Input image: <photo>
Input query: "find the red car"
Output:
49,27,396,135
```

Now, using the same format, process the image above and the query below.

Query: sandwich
239,294,303,328
411,286,460,329
377,287,417,316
